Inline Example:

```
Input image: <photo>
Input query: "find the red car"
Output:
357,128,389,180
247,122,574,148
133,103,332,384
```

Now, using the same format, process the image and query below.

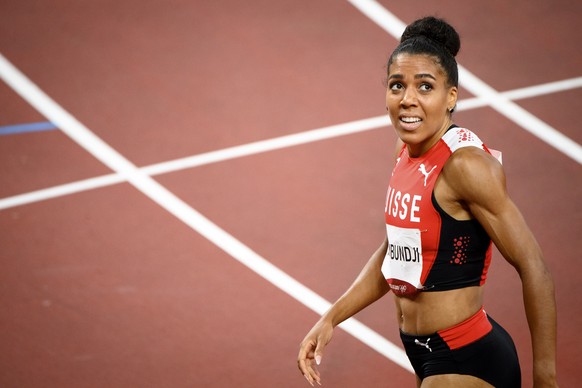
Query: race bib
382,225,423,295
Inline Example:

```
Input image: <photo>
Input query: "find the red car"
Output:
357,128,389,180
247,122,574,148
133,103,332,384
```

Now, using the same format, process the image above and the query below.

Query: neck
407,118,454,158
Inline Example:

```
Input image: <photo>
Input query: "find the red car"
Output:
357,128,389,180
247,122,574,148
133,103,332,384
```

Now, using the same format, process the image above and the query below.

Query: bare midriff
395,286,484,335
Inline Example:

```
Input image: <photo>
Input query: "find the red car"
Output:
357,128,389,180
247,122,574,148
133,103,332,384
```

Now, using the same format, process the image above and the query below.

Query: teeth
401,117,422,123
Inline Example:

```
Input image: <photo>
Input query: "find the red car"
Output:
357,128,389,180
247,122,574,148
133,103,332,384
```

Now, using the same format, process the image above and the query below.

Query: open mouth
400,116,422,123
399,116,423,130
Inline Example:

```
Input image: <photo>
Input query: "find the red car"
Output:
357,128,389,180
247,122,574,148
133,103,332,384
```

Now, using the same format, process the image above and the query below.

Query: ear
447,86,458,113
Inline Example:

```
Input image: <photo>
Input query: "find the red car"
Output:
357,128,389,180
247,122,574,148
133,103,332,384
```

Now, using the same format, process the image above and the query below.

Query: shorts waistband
437,307,492,350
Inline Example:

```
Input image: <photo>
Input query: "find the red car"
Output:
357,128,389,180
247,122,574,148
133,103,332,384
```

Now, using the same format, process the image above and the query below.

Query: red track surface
1,1,580,387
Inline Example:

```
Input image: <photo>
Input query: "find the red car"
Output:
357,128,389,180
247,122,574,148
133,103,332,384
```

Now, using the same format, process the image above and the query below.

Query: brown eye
390,82,403,91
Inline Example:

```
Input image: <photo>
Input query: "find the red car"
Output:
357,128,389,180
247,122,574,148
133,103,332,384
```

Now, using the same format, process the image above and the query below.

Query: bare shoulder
442,146,507,208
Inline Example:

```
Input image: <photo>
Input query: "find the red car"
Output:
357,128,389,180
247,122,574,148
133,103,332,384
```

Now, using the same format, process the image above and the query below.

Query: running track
0,1,580,387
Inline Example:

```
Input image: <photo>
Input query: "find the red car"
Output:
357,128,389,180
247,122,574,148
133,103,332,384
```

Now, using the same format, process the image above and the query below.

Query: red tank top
382,127,499,296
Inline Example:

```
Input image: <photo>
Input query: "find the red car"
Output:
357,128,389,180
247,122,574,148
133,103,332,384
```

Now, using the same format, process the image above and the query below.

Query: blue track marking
0,121,57,135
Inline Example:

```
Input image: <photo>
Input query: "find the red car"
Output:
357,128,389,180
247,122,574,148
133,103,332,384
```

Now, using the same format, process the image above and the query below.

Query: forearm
322,239,390,327
520,261,557,384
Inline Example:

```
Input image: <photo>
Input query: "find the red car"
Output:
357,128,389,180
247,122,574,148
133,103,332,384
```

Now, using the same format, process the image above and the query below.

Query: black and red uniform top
382,126,500,296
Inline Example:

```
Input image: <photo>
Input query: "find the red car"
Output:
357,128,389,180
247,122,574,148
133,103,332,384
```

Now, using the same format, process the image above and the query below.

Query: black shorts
400,309,521,388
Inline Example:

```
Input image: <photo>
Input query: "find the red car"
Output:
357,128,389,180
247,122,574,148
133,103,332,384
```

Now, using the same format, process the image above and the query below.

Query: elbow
518,259,555,292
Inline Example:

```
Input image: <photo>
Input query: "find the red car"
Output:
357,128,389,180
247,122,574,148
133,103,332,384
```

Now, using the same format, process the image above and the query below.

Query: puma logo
414,338,432,352
418,164,437,187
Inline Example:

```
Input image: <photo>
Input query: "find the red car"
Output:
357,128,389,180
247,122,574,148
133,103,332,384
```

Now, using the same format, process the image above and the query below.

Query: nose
401,88,418,107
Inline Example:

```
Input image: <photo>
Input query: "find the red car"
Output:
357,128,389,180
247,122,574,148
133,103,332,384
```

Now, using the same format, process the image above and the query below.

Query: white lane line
0,116,387,210
459,69,582,164
0,53,414,372
141,116,388,175
457,76,582,110
2,76,582,211
347,0,582,165
0,174,125,210
495,76,582,101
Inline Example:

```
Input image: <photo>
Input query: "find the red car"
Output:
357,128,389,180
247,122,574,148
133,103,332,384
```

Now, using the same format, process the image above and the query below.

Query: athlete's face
386,53,458,157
